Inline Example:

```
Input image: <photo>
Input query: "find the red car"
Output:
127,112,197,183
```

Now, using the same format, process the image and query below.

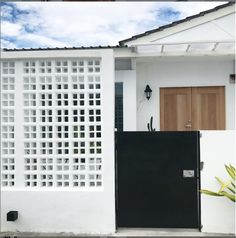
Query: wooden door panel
192,86,225,130
160,86,225,131
160,88,191,131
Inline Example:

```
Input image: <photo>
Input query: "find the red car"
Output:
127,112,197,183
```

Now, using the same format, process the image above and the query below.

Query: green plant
200,164,235,202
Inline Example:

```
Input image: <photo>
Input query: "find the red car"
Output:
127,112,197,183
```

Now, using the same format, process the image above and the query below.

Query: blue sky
0,2,227,49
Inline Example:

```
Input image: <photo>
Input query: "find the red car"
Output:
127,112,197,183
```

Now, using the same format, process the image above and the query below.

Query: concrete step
0,229,235,238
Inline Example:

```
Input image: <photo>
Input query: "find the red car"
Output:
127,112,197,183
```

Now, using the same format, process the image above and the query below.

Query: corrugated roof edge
2,45,127,52
119,1,235,46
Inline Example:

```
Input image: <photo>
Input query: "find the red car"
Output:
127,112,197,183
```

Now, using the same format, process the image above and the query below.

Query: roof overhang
114,40,235,58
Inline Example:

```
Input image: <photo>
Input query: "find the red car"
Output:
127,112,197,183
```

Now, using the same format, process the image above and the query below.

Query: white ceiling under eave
114,40,235,58
134,41,235,55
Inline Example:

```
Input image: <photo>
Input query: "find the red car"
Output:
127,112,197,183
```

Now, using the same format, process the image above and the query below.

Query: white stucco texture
1,191,115,234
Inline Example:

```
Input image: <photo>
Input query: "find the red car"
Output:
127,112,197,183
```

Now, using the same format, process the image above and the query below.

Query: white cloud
18,33,70,48
1,21,22,37
169,2,228,17
1,2,227,48
0,4,13,18
1,39,17,49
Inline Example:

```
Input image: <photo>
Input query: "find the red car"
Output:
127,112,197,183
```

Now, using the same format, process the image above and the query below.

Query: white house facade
0,2,235,236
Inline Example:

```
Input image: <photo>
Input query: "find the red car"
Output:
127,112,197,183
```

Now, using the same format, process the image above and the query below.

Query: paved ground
0,229,235,238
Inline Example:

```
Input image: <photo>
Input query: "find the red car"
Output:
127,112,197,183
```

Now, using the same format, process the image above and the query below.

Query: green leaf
215,177,228,191
229,164,235,174
227,186,235,194
215,176,233,193
225,165,236,180
200,189,223,197
215,176,225,186
219,191,236,202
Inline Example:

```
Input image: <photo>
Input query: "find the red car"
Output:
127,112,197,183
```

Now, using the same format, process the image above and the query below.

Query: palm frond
201,164,235,203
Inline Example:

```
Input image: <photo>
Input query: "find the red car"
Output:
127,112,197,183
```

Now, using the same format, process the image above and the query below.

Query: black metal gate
116,131,201,229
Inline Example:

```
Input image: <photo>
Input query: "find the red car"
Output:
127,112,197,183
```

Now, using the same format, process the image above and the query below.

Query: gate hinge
200,161,204,171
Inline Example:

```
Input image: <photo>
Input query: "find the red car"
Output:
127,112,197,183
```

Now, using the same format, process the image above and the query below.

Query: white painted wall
1,49,116,234
136,56,235,131
1,191,115,234
200,130,235,234
115,70,136,131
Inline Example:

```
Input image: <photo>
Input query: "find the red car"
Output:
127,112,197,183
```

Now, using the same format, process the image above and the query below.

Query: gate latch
183,170,195,178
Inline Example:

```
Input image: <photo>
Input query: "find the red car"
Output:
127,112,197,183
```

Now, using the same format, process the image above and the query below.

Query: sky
0,1,228,49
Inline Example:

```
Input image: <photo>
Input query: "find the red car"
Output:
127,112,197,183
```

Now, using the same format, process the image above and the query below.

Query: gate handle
183,170,195,178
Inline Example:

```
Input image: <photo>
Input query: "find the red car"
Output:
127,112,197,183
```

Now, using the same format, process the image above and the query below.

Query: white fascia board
125,5,235,47
1,49,114,60
114,48,135,58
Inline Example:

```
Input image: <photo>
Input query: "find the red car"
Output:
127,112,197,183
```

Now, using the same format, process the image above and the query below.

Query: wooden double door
160,86,225,131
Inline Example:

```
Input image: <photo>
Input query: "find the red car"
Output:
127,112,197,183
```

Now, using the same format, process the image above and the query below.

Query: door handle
185,120,192,128
185,124,192,128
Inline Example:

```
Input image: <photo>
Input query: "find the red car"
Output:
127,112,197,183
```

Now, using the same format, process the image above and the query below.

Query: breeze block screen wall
1,49,115,234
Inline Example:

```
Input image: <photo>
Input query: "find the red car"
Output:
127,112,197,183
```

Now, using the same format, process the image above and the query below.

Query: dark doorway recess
116,131,201,229
115,82,123,131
